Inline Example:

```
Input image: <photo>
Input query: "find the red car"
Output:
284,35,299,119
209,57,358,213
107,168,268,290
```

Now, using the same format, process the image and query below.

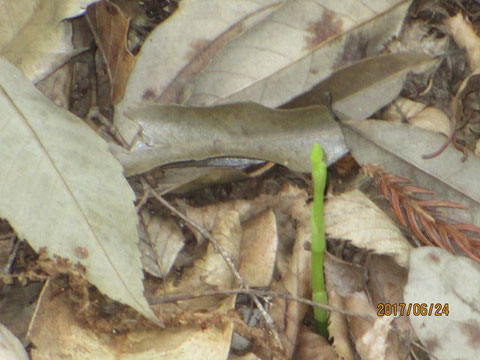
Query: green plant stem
310,143,328,338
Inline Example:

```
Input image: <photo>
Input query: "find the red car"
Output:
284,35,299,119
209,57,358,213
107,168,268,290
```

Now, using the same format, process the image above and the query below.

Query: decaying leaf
366,255,414,338
0,58,155,322
324,189,411,266
296,326,339,360
239,209,278,287
356,316,394,360
342,120,480,224
327,289,354,360
139,211,185,278
345,292,407,360
445,13,480,71
269,192,311,358
0,0,98,82
87,1,136,104
405,247,480,360
111,103,344,176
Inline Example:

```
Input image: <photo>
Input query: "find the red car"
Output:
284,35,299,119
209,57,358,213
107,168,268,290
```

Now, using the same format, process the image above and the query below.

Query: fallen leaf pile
2,1,480,360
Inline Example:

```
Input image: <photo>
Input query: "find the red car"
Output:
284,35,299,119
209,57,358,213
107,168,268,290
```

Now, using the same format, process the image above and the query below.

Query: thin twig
150,287,375,321
142,179,283,349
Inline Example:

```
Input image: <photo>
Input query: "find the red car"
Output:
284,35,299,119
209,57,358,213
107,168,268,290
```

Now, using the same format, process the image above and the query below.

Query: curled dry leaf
139,211,185,278
445,13,480,71
87,0,136,104
111,103,343,176
0,58,156,322
0,324,28,360
404,247,480,360
324,189,411,267
383,97,451,136
239,209,278,287
0,0,98,82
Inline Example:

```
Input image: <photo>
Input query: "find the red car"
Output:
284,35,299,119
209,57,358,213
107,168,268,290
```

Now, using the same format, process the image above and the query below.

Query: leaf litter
4,0,480,359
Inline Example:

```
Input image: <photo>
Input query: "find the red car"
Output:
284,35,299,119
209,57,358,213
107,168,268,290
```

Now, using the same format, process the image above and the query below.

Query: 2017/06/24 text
377,303,449,317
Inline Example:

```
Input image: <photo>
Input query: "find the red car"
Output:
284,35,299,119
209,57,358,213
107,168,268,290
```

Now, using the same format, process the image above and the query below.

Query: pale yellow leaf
0,58,155,322
324,190,411,267
0,0,98,82
0,324,28,360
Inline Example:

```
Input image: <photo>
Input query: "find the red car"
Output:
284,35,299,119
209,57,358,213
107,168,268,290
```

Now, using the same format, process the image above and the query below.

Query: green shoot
310,143,328,338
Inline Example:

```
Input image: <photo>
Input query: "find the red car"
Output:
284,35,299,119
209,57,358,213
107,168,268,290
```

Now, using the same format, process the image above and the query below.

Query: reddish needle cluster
363,164,480,262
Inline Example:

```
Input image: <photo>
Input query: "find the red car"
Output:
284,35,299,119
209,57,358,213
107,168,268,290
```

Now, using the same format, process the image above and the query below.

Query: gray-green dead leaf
114,0,412,143
115,0,284,142
111,103,345,176
186,0,412,107
0,0,98,83
342,120,480,224
282,53,438,119
0,58,156,322
404,247,480,360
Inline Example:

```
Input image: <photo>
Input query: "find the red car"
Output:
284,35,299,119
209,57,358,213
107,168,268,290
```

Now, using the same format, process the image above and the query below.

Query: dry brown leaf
383,97,451,136
139,211,185,278
87,1,136,104
345,292,408,360
324,190,411,267
239,209,278,287
0,0,97,82
29,281,233,360
327,289,355,360
160,210,242,314
35,64,72,108
445,13,480,71
296,326,339,360
366,255,415,339
324,254,363,360
269,197,311,358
